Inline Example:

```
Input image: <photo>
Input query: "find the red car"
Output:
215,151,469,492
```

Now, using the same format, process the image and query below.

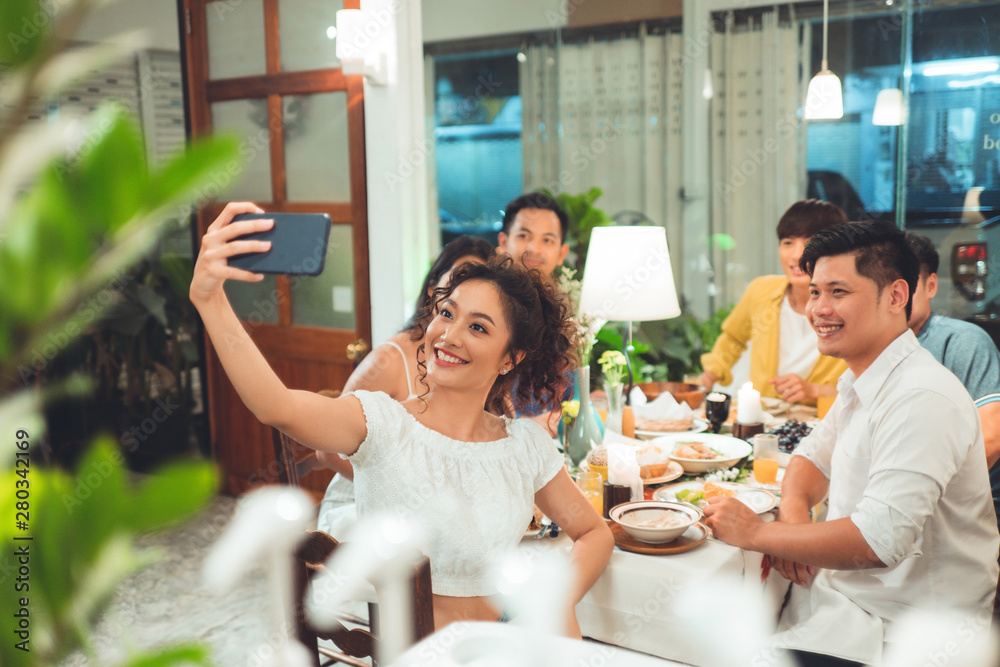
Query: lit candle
736,381,762,424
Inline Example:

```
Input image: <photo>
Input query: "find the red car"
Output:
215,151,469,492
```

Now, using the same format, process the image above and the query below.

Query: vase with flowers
599,350,627,434
555,266,606,465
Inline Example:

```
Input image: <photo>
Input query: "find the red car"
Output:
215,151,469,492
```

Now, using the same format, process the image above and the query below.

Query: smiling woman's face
424,279,514,393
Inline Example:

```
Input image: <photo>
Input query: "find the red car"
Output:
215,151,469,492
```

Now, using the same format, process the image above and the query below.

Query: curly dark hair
410,255,575,416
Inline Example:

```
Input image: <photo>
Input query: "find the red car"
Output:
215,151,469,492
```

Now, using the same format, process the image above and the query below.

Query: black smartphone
228,212,332,276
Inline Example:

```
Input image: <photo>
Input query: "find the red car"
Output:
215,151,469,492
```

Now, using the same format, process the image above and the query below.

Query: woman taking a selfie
190,202,613,635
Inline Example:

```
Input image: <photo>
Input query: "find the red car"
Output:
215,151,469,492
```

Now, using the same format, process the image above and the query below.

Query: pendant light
872,88,904,126
804,0,843,120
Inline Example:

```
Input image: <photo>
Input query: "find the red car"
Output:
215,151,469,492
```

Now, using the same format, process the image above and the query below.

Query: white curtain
521,29,686,293
709,11,809,309
521,15,808,310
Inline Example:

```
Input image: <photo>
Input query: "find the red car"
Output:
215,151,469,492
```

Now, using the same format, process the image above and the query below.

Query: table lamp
580,226,681,435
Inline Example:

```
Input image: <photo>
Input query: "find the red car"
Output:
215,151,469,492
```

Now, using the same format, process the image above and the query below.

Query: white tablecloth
523,527,789,666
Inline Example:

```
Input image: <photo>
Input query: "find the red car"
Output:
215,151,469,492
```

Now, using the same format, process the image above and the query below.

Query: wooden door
182,0,369,496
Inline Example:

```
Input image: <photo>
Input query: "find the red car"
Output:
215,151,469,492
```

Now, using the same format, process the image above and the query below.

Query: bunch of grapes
768,419,813,453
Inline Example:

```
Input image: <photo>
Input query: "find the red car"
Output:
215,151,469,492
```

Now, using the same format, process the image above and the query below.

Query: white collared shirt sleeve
849,387,979,566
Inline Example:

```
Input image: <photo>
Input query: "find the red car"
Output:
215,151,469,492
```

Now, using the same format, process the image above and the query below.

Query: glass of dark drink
705,391,731,433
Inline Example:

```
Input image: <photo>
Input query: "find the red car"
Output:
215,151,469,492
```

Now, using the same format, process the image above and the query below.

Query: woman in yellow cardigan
699,200,849,403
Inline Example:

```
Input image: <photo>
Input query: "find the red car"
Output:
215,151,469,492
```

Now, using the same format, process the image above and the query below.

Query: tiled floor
60,494,285,666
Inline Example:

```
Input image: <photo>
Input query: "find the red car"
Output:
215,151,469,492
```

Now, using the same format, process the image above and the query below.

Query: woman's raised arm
190,202,367,454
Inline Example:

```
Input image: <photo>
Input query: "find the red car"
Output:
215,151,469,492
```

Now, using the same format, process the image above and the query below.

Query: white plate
653,481,777,514
635,417,710,439
652,432,753,474
642,460,684,486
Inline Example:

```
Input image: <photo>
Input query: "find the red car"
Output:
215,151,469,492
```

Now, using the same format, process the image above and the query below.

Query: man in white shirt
704,221,999,667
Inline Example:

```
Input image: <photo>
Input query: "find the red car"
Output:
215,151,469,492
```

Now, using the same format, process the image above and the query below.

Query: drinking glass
753,433,780,485
705,391,731,433
576,471,604,515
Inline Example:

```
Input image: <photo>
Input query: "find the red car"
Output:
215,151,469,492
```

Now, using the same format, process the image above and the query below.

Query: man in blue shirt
907,233,1000,527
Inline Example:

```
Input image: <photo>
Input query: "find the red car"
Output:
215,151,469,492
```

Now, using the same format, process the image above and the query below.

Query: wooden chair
292,530,435,667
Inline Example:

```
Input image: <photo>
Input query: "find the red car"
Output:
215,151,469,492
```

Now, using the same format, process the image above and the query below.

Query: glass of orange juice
576,471,604,514
752,433,780,485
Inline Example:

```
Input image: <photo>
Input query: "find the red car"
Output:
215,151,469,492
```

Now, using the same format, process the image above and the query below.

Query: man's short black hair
775,199,848,240
501,192,569,243
906,232,940,276
799,220,920,319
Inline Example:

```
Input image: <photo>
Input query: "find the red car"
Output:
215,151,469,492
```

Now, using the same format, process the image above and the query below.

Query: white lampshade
873,88,904,126
804,70,844,120
580,226,680,323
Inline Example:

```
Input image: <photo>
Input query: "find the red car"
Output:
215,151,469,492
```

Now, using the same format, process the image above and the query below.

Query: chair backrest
291,530,435,667
271,389,341,488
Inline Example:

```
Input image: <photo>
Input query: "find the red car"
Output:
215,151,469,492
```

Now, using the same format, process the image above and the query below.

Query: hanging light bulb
804,0,843,120
873,88,904,126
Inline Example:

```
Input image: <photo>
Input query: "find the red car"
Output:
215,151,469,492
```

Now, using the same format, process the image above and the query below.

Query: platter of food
653,481,777,514
641,460,684,486
651,433,752,473
635,417,710,439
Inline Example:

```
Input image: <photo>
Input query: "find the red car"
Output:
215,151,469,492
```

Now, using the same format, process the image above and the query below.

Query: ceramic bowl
654,432,753,474
610,500,702,544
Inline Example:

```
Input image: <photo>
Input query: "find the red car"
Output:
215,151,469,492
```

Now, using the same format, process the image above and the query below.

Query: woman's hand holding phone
190,202,271,305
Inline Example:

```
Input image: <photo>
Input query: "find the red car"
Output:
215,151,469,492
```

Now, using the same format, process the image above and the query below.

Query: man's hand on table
704,495,817,587
702,496,763,548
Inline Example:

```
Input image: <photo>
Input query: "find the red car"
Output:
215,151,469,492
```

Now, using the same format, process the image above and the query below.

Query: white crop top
347,390,564,597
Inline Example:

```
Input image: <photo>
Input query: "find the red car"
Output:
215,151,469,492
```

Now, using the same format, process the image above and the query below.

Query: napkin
629,385,648,406
606,440,643,503
632,392,695,421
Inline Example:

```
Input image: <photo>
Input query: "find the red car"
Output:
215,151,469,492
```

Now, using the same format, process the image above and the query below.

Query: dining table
539,397,818,665
522,514,791,665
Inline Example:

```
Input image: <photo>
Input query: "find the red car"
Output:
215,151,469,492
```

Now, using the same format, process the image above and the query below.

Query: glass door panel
205,0,267,79
279,0,343,72
291,224,355,329
211,98,274,201
225,276,280,323
284,92,352,201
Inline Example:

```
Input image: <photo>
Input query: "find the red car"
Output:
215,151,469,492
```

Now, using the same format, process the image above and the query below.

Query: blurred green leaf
73,106,149,234
712,233,737,251
0,0,46,66
149,134,241,211
0,439,217,665
538,187,614,273
126,460,218,533
122,644,212,667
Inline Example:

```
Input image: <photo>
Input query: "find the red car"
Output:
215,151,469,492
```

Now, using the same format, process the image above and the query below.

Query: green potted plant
540,187,614,273
0,0,239,664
